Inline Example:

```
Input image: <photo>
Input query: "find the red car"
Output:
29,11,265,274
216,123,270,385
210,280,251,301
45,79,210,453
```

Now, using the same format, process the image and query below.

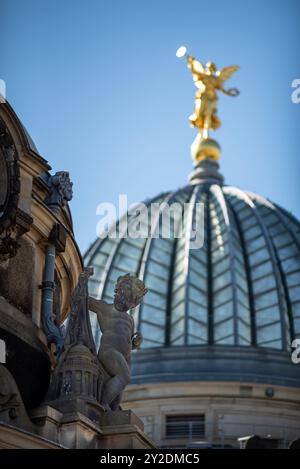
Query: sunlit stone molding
0,102,82,411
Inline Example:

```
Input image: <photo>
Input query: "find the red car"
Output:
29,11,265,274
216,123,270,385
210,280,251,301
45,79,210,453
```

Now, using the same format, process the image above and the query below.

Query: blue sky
1,0,300,253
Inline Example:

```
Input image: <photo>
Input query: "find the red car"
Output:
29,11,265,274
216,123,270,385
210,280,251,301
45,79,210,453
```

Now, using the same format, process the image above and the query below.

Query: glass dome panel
85,184,300,352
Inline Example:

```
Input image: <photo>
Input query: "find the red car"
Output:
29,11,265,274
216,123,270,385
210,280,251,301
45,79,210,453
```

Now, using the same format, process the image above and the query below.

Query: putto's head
114,274,148,312
206,62,217,74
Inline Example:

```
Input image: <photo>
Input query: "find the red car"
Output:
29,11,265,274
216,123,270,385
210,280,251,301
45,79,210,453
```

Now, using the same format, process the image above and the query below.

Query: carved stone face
113,274,147,312
114,280,137,312
58,172,73,202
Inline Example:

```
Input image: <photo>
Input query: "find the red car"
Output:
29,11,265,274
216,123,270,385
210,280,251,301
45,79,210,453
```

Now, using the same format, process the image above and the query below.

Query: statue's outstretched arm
88,296,107,315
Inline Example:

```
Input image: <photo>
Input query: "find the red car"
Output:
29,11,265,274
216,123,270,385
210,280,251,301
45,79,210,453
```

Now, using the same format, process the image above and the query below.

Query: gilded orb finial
176,46,239,162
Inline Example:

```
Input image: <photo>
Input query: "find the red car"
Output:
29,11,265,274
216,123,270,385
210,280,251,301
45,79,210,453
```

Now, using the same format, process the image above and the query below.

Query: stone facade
0,102,154,449
123,381,300,448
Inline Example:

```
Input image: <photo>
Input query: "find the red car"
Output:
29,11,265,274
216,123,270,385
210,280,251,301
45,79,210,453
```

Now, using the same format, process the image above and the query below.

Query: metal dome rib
85,183,300,354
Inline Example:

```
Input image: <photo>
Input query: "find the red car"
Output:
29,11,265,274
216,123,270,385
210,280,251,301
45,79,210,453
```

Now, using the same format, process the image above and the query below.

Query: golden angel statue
177,46,239,140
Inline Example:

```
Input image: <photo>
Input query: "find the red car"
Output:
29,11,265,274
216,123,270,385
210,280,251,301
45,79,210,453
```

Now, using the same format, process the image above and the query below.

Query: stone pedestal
98,410,155,449
30,405,155,449
0,422,64,449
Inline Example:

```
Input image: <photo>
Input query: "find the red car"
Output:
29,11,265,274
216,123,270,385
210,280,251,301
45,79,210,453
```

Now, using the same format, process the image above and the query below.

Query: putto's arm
88,296,107,315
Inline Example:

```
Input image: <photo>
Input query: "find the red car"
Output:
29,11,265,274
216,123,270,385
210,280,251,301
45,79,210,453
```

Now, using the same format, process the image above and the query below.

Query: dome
84,158,300,388
85,182,300,345
84,59,300,446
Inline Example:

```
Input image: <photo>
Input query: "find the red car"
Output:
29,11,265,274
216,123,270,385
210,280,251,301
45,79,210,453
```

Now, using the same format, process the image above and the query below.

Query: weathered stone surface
0,237,35,315
100,409,144,429
0,423,64,449
0,324,50,410
0,365,35,431
30,404,155,449
97,411,155,449
44,344,109,422
0,103,155,449
44,268,110,417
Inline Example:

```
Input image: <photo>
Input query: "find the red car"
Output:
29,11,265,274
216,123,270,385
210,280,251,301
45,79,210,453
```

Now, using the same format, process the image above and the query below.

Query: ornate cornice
0,117,33,263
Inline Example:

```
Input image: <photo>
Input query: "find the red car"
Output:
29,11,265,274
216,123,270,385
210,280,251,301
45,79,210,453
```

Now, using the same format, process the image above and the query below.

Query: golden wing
217,65,239,82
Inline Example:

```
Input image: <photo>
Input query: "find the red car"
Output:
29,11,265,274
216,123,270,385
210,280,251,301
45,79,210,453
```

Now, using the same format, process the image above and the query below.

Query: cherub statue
89,273,147,411
177,47,239,140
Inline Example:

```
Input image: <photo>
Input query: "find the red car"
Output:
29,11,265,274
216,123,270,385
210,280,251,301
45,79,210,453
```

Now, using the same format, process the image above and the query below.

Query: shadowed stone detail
0,365,35,431
44,171,73,214
0,118,32,263
44,268,109,421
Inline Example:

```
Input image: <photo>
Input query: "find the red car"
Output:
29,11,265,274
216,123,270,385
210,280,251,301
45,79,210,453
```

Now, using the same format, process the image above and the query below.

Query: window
170,318,185,344
165,415,205,439
140,321,165,344
114,251,139,271
187,317,207,344
139,303,166,325
214,318,234,343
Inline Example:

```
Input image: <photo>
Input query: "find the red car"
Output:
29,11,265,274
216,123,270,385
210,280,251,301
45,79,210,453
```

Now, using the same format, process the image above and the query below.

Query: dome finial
176,46,239,163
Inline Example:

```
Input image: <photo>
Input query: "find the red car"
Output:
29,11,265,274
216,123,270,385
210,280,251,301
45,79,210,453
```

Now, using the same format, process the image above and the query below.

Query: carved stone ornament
0,365,34,431
45,171,73,213
44,268,109,421
0,118,32,263
0,228,20,262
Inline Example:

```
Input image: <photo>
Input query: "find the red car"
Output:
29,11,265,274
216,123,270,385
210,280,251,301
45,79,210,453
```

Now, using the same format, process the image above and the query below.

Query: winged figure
185,54,239,139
